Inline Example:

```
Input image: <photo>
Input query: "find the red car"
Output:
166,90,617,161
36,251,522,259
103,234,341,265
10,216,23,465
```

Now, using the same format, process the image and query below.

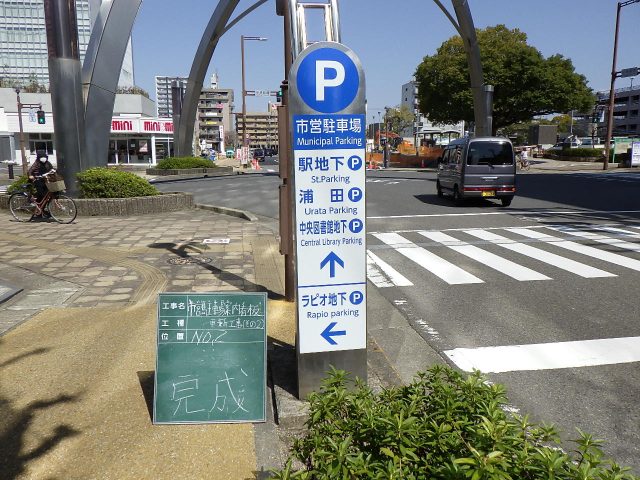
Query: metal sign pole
289,41,367,398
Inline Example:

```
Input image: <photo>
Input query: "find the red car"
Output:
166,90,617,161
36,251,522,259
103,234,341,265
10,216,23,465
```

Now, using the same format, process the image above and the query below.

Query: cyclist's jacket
28,159,54,178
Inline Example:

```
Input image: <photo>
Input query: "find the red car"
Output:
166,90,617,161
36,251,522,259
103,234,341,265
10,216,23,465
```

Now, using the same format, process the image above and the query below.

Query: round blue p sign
296,48,359,113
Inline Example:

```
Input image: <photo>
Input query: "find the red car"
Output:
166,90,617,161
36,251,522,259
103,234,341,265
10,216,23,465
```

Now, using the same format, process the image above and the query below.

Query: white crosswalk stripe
373,232,484,285
418,230,551,281
366,250,413,288
464,229,615,278
506,227,640,272
546,225,640,253
365,224,640,286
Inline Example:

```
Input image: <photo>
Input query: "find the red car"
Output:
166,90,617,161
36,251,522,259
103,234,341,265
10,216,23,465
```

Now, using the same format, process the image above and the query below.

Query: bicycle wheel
9,193,35,222
48,194,77,223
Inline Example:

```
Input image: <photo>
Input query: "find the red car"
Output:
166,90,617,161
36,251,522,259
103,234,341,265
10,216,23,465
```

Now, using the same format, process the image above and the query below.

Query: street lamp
241,35,267,149
604,0,640,170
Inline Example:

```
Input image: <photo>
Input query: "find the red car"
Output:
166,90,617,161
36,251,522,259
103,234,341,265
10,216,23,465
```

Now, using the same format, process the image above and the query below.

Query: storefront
109,117,174,164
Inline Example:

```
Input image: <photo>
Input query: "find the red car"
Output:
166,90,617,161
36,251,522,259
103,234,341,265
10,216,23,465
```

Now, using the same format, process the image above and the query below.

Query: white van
436,137,516,207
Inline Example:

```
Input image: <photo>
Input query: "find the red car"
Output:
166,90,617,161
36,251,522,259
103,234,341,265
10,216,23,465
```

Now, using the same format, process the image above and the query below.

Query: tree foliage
385,105,415,136
415,25,595,133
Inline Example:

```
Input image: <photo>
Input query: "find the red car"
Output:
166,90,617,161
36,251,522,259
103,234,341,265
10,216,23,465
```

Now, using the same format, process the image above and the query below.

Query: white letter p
316,60,345,101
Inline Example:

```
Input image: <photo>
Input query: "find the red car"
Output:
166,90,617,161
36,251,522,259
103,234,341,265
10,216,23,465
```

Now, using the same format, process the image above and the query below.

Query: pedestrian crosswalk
366,224,640,287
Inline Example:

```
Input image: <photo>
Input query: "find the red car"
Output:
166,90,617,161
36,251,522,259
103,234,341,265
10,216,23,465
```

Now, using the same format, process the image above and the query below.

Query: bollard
7,162,14,179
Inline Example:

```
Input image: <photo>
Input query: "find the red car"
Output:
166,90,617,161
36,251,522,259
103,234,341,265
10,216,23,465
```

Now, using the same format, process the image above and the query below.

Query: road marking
367,209,640,220
373,232,484,285
445,336,640,373
592,225,640,238
464,229,615,278
418,231,551,281
507,227,640,272
546,225,640,253
366,250,413,287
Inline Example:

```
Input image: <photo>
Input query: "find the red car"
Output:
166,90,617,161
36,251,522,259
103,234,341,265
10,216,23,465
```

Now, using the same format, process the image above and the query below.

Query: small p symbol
316,61,345,101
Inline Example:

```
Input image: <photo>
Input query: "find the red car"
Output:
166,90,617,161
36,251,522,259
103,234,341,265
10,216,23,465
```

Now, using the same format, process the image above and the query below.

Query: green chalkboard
153,292,267,424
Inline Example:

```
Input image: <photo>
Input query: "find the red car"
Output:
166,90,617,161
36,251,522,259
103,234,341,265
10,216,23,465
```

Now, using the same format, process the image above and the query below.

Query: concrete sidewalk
0,205,442,479
0,209,285,479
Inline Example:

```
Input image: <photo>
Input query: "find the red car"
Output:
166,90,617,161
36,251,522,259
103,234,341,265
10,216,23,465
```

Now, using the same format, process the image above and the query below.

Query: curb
146,167,233,176
195,203,259,222
148,172,235,184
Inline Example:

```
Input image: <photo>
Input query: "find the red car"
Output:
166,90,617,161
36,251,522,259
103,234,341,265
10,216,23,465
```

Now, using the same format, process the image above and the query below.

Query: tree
224,130,237,148
414,25,595,134
384,105,415,137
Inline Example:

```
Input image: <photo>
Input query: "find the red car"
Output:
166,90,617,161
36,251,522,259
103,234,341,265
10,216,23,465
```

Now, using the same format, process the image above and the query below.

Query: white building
0,0,134,88
0,88,174,166
401,80,464,146
154,75,188,118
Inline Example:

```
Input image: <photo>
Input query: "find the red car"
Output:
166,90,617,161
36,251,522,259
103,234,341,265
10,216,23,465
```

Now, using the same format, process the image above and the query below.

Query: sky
131,0,640,122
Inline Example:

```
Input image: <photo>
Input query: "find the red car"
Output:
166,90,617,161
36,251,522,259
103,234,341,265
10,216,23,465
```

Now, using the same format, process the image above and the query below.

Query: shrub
558,148,605,158
6,175,33,195
271,366,639,479
156,157,215,170
77,167,159,198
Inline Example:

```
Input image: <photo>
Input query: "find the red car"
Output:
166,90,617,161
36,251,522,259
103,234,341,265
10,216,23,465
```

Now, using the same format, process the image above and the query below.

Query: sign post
289,42,367,398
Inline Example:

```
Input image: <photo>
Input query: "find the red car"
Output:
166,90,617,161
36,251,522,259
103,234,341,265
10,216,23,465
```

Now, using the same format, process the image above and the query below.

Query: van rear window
466,141,513,166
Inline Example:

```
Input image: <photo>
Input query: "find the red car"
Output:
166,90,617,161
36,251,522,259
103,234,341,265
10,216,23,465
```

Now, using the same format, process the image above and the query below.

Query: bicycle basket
46,175,66,192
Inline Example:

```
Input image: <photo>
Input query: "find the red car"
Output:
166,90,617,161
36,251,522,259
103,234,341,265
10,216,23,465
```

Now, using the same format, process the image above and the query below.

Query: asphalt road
158,168,640,471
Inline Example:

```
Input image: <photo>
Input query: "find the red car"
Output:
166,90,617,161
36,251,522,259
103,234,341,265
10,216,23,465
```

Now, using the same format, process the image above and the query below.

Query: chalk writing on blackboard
170,368,251,417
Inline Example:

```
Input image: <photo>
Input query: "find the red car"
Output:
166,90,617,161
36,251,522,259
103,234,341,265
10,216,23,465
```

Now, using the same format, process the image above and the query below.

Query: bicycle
9,170,77,224
516,153,531,171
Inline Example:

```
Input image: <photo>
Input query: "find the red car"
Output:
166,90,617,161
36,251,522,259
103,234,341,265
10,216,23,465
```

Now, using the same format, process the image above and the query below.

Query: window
467,141,513,166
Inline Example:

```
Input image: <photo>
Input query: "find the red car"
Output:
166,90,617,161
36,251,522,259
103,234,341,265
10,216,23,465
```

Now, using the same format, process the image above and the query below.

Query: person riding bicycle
28,151,54,204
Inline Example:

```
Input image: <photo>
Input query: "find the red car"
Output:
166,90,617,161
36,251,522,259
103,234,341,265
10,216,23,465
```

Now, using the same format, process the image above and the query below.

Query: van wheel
436,180,443,198
501,196,513,207
453,186,463,206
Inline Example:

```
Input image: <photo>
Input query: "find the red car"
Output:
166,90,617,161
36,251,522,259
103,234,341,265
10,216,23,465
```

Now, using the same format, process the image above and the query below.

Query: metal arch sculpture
83,0,143,168
74,0,490,165
434,0,492,136
174,0,270,156
174,0,241,157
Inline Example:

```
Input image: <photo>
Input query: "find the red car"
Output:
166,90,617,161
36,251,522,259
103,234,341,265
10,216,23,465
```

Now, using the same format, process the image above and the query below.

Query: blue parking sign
290,42,366,357
296,48,359,113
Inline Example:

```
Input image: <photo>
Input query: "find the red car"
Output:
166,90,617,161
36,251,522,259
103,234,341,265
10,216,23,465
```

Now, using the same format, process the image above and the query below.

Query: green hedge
558,148,605,158
156,157,215,170
77,167,159,198
7,175,33,195
271,366,639,479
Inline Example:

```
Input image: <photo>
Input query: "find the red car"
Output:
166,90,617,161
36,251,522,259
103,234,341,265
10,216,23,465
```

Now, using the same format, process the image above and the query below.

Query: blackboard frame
153,292,267,425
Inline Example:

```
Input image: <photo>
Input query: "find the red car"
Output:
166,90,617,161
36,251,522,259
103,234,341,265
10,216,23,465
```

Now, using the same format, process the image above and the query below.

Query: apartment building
154,75,187,119
197,87,233,153
235,110,278,150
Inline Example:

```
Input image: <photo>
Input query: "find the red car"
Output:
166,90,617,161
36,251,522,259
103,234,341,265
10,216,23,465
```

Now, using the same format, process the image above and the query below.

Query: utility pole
15,88,44,175
604,0,640,170
15,88,28,175
277,0,295,301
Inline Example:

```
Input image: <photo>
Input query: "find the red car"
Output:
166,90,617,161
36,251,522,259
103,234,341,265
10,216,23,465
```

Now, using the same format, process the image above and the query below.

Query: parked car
225,149,235,158
253,148,266,161
436,136,516,207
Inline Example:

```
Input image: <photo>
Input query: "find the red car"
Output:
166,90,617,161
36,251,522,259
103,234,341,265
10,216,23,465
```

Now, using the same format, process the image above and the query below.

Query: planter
1,192,194,216
146,167,233,176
